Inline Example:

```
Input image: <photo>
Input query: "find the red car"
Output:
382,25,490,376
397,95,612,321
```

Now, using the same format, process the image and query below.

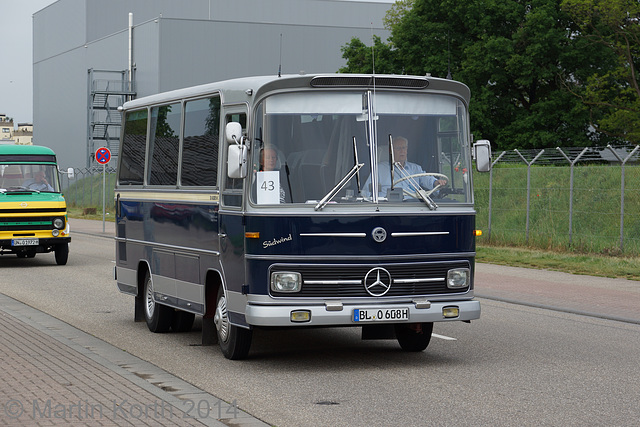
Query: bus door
219,110,248,315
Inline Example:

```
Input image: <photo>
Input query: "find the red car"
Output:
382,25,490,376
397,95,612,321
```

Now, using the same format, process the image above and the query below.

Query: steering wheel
394,172,449,198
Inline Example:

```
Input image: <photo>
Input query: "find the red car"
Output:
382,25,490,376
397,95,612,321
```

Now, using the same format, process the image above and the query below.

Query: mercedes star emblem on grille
364,267,392,297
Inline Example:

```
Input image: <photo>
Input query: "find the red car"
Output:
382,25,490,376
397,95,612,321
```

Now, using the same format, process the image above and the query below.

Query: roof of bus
0,145,57,157
121,73,471,110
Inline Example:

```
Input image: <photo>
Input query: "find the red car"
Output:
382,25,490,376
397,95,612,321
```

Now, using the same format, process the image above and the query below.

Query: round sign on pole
95,147,111,165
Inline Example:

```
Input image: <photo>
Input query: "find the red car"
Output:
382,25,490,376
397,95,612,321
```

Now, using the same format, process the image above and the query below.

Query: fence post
607,145,640,252
557,147,588,246
515,149,544,243
487,151,506,241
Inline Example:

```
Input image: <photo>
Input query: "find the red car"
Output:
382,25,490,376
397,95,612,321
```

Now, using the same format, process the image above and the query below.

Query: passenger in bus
25,170,54,192
257,145,286,203
363,136,447,198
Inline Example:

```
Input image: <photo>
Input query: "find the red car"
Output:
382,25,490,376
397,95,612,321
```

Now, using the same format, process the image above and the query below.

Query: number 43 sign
257,171,280,204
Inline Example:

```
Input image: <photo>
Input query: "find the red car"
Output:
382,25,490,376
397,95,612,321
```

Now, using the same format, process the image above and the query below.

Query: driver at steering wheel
363,136,447,198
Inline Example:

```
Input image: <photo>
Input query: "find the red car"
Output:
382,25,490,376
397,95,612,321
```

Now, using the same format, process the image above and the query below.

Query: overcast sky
0,1,55,126
0,0,393,127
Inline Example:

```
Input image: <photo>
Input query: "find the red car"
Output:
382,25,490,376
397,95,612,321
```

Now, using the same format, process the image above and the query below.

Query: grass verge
478,244,640,281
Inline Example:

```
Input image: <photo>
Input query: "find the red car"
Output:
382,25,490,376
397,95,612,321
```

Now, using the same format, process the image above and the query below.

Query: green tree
340,0,619,150
562,0,640,143
339,36,399,74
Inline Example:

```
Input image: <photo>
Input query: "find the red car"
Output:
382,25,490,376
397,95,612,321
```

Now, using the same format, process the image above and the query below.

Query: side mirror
228,144,248,179
225,122,248,179
67,167,75,179
473,140,492,172
225,122,243,145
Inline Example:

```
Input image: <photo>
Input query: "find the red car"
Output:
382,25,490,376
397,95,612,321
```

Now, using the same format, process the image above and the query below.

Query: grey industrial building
33,0,392,168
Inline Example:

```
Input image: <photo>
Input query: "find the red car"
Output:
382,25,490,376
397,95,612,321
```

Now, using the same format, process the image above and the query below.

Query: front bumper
245,299,481,327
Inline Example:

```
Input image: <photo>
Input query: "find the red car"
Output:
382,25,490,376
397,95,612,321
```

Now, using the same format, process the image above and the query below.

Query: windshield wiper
6,186,40,194
315,162,364,211
315,137,364,211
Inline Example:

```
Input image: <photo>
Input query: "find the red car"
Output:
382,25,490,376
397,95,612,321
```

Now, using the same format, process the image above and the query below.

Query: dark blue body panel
243,213,476,297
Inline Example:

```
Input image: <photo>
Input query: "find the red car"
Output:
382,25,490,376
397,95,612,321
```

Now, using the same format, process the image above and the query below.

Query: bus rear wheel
214,287,252,360
143,271,173,333
395,322,433,352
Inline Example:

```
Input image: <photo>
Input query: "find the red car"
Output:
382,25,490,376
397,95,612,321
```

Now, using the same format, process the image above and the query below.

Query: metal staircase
87,69,136,167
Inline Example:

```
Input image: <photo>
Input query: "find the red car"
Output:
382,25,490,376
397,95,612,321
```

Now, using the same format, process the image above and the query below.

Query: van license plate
12,238,39,246
353,308,410,322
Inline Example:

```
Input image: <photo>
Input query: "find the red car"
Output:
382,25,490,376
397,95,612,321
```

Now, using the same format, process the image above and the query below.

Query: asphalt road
1,229,639,426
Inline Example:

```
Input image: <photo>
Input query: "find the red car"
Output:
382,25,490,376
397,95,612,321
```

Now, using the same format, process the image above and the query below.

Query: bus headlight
446,268,470,289
271,272,301,293
53,217,65,229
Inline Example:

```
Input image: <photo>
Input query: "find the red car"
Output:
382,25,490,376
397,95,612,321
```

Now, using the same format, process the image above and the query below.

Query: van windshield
250,91,472,206
0,164,60,193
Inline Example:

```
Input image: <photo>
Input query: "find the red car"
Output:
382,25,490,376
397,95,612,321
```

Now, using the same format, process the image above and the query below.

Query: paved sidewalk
0,293,268,426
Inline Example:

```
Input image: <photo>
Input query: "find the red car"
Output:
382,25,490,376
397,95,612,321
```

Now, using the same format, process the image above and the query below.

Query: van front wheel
54,243,69,265
214,287,252,360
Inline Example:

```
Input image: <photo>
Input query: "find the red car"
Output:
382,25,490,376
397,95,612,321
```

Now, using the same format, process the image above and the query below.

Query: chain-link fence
60,166,117,213
474,145,640,255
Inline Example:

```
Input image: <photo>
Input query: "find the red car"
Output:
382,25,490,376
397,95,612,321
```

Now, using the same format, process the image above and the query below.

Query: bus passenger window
182,96,220,187
119,109,147,185
148,103,180,186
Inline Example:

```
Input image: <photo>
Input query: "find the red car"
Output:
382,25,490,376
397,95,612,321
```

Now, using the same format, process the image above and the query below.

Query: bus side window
119,109,147,185
148,103,180,186
182,96,220,187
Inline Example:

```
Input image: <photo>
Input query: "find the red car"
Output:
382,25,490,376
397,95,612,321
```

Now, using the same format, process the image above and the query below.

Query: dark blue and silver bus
114,74,491,359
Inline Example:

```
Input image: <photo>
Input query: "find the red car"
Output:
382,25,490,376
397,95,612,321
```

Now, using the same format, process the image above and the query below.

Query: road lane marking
432,333,457,341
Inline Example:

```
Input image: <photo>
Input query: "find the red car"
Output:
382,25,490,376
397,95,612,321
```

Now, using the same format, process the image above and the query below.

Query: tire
395,322,434,352
214,286,252,360
143,272,173,333
172,310,195,332
54,243,68,265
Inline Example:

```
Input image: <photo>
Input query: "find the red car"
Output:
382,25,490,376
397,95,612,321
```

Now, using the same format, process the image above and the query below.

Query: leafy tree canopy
340,0,633,150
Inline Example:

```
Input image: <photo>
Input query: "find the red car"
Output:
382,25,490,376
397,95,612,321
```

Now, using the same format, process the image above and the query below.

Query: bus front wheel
143,271,173,333
214,287,252,360
395,322,433,352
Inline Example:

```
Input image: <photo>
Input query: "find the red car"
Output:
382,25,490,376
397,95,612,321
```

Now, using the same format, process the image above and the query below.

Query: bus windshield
251,90,472,206
0,164,60,193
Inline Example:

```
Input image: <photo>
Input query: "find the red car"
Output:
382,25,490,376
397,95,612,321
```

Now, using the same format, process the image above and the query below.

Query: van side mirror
473,140,492,172
67,167,75,179
225,122,248,179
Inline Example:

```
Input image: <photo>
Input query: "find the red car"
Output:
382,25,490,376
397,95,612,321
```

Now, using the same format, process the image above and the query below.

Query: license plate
353,307,410,323
11,238,39,246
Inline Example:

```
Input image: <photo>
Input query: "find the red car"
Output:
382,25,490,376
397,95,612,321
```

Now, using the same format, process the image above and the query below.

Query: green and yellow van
0,145,71,265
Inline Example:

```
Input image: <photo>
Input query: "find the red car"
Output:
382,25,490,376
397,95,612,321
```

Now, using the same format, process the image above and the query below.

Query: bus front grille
270,261,470,298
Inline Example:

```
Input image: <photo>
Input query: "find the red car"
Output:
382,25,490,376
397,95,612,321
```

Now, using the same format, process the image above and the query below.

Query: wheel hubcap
145,279,155,318
214,295,229,342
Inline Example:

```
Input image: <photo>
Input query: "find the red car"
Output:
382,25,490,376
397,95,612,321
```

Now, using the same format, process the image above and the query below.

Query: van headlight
446,268,470,289
53,217,65,229
271,272,301,293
